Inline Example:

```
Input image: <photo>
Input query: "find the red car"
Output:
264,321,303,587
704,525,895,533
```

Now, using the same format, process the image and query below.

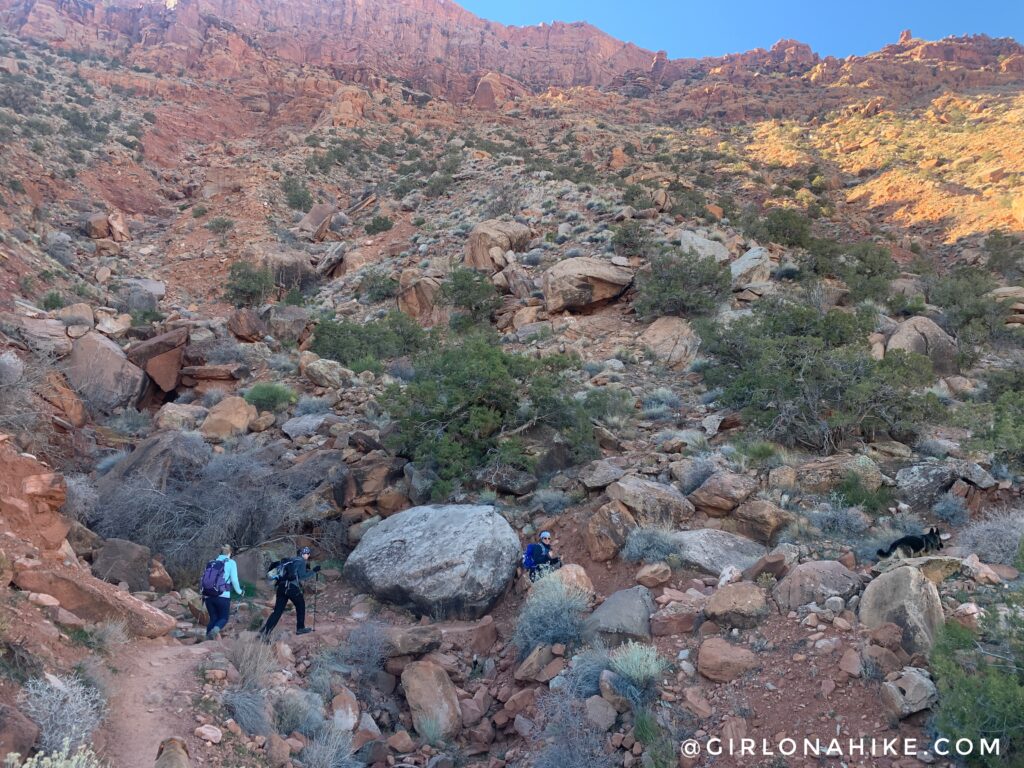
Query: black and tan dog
877,527,943,560
155,737,191,768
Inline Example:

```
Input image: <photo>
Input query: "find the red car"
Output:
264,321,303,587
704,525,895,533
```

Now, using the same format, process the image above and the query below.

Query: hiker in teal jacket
204,545,243,640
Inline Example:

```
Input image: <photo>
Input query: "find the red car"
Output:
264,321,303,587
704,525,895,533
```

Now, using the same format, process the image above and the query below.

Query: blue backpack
522,543,543,570
200,558,230,597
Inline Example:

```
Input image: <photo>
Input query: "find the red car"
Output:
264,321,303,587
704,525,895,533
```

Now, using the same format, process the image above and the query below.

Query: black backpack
266,557,298,585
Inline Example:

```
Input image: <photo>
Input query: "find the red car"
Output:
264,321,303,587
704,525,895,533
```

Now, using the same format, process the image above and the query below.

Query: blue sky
458,0,1024,59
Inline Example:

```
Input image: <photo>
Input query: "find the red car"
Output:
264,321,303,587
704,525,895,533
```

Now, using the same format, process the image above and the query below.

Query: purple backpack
200,558,230,597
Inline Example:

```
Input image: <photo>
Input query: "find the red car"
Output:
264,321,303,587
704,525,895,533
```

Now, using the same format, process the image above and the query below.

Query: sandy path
95,639,214,768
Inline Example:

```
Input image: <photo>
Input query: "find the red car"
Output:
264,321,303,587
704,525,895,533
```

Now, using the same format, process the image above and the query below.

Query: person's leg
260,587,289,637
211,597,231,633
291,588,306,631
204,597,218,636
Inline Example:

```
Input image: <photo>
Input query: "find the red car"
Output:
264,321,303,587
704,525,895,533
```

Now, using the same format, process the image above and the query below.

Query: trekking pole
313,570,319,630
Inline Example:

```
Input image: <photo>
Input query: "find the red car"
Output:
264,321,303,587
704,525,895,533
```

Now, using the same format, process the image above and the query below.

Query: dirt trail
95,639,214,768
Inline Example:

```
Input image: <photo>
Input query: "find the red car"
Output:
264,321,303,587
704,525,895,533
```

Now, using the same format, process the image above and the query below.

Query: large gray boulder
65,331,146,414
584,586,655,645
91,538,152,592
675,529,766,576
773,560,863,610
859,566,944,655
895,462,957,512
886,316,958,374
344,505,519,619
97,430,209,496
606,475,693,527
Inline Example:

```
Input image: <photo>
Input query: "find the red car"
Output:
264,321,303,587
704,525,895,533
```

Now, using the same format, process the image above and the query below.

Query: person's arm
227,560,243,596
294,559,312,582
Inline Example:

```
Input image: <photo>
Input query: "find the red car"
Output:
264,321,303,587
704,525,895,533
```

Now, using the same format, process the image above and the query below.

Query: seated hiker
522,530,562,582
260,546,320,639
200,544,243,641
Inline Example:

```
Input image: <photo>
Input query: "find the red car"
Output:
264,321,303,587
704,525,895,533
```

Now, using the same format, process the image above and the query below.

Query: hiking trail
95,639,214,768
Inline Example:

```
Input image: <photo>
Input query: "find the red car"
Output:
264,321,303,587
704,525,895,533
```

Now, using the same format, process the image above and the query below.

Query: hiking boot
296,627,313,635
206,627,220,641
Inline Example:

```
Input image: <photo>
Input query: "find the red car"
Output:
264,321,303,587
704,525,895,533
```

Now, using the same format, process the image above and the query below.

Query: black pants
260,583,305,636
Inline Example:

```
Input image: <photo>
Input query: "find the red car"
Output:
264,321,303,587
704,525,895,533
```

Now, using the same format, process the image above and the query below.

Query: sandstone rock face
886,316,958,374
13,568,176,638
397,269,443,324
470,71,528,110
155,403,209,431
585,501,637,562
401,661,462,740
687,471,758,516
606,475,693,527
579,459,627,490
584,586,655,645
795,454,882,494
773,560,863,610
542,257,633,312
227,308,268,341
730,246,771,287
303,356,353,389
91,538,152,592
126,327,189,392
200,396,256,441
731,500,792,544
698,637,759,682
704,582,768,628
464,220,532,273
638,316,701,369
650,595,706,636
674,529,766,576
344,505,519,619
65,331,146,414
859,566,944,655
677,230,730,263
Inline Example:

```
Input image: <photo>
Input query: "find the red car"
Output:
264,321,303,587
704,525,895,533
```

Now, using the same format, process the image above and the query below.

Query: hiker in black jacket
259,546,320,638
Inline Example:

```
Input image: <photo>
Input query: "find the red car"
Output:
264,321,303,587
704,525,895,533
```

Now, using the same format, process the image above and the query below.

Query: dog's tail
877,543,896,558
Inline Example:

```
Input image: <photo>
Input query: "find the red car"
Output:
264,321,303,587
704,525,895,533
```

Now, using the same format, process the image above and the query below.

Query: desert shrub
228,636,277,691
533,488,573,515
839,242,898,302
984,230,1024,281
611,220,651,256
483,181,523,218
529,687,616,768
244,382,295,412
364,215,393,235
19,675,106,752
274,689,325,737
932,493,969,527
958,510,1024,565
699,297,936,453
833,473,893,514
224,687,270,736
61,474,97,523
205,217,234,235
564,647,612,699
316,622,391,678
414,715,446,747
282,176,313,211
634,248,729,319
295,395,330,416
674,457,716,495
442,267,500,324
77,620,128,654
93,443,306,577
359,269,398,302
807,503,871,538
512,576,590,658
930,606,1023,768
981,368,1024,404
744,207,811,248
301,725,360,768
3,743,107,767
621,528,682,564
41,290,64,310
609,641,666,707
929,266,1009,348
224,261,275,306
104,408,152,437
966,393,1024,473
0,350,51,434
311,311,428,371
383,333,595,498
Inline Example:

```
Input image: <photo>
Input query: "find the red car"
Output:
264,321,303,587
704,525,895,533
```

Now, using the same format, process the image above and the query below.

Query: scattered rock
773,560,863,610
697,637,759,682
704,582,768,629
860,566,944,654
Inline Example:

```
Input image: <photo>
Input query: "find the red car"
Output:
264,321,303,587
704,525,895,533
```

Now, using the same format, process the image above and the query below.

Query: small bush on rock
529,688,616,768
564,647,612,698
932,493,969,527
3,743,107,768
274,689,325,737
610,641,666,707
224,261,275,306
301,725,360,768
512,576,590,659
311,311,428,371
224,687,270,735
228,636,277,691
364,215,393,235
